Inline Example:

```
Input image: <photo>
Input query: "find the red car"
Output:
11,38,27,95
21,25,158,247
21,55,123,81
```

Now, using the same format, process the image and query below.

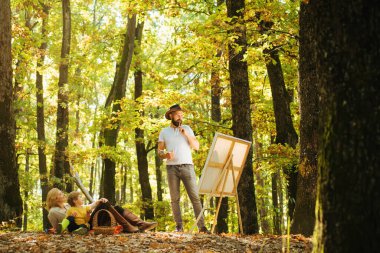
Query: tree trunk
277,169,284,230
36,2,50,230
313,1,380,252
212,1,227,232
0,0,23,226
265,48,298,220
89,107,97,198
53,0,72,192
211,44,228,234
23,150,30,231
134,133,154,219
134,21,154,220
209,198,214,216
89,162,95,197
121,165,127,205
226,0,259,234
103,14,136,204
129,166,134,203
290,2,318,237
271,171,281,234
211,67,222,123
154,148,163,202
99,161,104,197
75,72,81,135
215,197,228,233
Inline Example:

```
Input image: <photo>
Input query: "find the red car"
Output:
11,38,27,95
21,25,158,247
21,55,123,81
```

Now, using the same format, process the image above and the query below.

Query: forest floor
0,231,312,252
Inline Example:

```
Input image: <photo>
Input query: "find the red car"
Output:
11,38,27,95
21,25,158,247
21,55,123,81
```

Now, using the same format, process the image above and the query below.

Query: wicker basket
92,209,118,235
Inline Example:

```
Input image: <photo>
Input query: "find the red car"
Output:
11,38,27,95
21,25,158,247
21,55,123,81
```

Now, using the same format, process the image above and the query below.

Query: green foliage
153,201,174,231
10,0,300,233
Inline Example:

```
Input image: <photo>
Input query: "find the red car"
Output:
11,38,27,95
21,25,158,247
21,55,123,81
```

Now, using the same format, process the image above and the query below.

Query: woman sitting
46,188,69,232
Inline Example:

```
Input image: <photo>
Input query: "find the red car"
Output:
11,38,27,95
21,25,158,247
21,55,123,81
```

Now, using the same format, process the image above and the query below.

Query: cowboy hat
165,104,183,120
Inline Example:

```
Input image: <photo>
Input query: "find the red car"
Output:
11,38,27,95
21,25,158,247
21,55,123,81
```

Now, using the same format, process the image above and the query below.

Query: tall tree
312,0,380,251
134,21,154,220
0,0,23,226
265,47,298,221
291,1,318,237
103,14,136,204
53,0,72,192
210,0,229,234
212,65,229,233
226,0,259,234
36,2,50,230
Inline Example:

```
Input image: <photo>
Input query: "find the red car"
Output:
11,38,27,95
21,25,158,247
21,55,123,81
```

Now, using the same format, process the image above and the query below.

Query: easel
191,153,244,234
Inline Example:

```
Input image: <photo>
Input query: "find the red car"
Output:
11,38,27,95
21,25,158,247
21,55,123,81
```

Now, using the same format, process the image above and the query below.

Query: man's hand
166,151,174,160
178,127,187,136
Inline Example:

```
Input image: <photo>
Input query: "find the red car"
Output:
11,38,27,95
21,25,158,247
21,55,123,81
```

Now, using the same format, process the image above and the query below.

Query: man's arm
179,127,199,150
158,141,174,160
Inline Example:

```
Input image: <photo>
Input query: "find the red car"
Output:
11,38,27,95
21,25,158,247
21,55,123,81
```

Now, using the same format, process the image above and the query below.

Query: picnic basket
92,209,118,235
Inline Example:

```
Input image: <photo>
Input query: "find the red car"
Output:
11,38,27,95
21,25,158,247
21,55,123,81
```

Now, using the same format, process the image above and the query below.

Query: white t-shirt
158,125,195,165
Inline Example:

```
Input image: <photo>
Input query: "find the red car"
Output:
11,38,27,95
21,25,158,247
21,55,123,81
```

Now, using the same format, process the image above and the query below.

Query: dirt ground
0,231,312,252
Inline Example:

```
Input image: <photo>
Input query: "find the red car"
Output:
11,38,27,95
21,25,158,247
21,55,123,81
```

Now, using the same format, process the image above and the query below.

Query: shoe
57,218,70,234
72,227,88,235
122,208,152,233
174,225,183,232
138,221,158,232
199,226,210,234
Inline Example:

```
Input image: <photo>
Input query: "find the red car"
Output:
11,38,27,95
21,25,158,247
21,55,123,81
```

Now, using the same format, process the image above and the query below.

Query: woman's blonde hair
46,188,63,210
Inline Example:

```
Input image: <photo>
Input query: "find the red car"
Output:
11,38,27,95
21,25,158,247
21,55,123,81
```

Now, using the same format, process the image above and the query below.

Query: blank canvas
198,133,251,197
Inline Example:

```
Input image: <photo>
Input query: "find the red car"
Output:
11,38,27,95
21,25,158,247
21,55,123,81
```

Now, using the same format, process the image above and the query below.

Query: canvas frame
191,133,251,234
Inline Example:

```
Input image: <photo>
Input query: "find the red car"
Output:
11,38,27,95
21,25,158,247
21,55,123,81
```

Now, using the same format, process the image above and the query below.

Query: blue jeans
166,164,205,228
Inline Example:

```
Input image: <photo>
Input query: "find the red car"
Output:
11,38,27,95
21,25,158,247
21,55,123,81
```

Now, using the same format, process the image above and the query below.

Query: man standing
158,104,209,233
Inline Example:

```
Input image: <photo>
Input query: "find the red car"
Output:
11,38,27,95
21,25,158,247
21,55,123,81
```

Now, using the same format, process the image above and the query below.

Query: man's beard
172,119,182,127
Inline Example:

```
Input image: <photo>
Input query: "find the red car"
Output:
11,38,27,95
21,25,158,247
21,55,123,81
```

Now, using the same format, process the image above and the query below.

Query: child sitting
61,191,107,235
